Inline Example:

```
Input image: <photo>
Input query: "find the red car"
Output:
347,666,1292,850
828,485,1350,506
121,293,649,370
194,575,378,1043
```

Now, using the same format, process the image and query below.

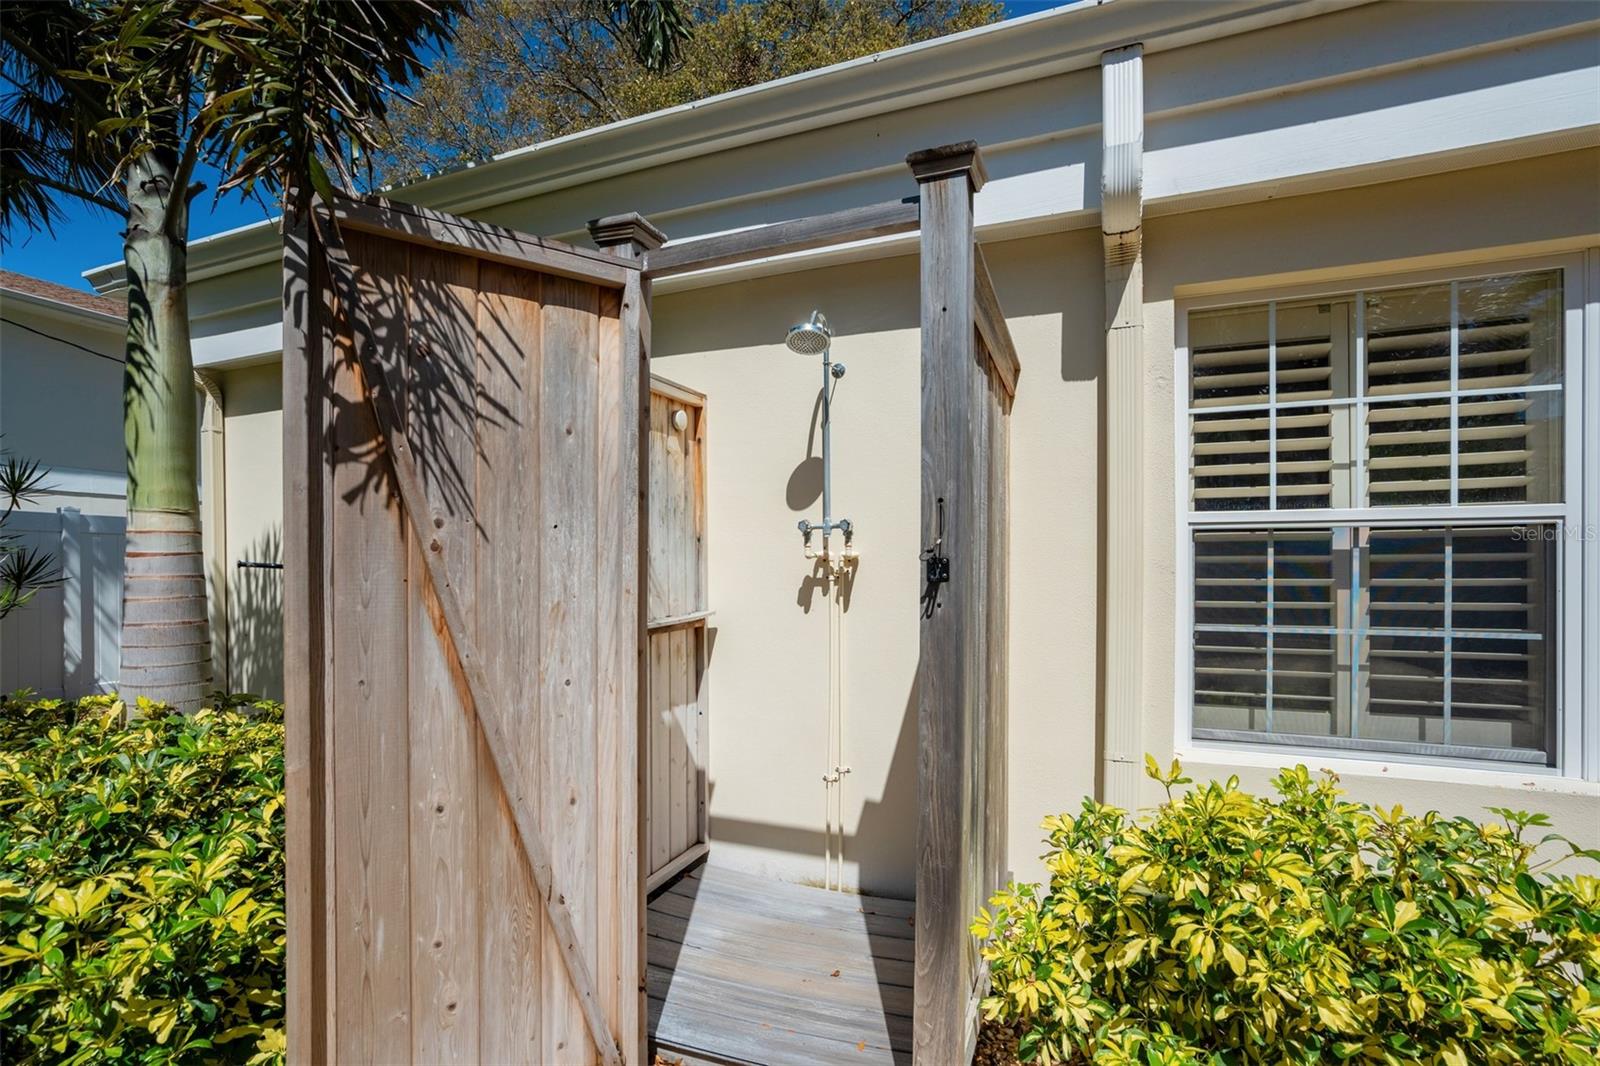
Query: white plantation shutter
1190,302,1339,510
1186,269,1564,766
1191,308,1273,509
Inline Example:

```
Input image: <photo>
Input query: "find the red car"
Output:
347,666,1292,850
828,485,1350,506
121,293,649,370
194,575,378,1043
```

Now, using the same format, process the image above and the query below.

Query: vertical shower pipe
822,331,843,891
790,311,854,890
810,325,851,890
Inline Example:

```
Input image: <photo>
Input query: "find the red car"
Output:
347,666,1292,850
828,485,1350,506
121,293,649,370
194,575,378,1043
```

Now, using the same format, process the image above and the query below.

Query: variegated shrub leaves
0,694,284,1064
973,758,1600,1065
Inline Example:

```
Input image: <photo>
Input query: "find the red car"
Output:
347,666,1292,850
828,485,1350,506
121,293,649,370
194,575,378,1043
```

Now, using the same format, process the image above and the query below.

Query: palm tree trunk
119,147,211,712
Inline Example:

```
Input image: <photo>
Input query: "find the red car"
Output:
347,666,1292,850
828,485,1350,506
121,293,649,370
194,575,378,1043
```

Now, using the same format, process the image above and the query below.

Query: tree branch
0,167,123,214
164,132,203,241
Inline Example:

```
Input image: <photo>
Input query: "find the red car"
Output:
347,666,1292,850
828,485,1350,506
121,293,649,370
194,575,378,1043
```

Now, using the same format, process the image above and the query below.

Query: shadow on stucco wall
224,525,283,700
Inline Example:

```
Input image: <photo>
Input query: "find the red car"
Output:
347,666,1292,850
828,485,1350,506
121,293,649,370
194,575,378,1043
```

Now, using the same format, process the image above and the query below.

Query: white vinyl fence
0,508,124,698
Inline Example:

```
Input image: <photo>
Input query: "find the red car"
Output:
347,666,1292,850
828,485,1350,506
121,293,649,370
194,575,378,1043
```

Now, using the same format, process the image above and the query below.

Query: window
1181,267,1579,768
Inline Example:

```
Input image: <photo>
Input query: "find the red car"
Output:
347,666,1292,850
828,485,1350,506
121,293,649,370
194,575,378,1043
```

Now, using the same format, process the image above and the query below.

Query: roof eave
0,286,125,328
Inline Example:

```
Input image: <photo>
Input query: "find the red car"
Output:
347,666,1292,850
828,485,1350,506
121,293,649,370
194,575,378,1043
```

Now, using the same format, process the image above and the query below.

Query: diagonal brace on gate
316,209,628,1066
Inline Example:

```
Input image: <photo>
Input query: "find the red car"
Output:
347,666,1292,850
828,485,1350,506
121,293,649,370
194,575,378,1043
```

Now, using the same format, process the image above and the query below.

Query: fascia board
0,287,124,330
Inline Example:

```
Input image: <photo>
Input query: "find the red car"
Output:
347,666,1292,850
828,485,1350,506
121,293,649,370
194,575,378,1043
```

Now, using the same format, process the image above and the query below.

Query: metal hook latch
919,498,949,618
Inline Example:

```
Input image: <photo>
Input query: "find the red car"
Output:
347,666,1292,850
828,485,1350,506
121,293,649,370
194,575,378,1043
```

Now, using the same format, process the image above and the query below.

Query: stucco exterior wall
178,151,1600,893
1137,149,1600,845
0,302,127,696
103,0,1598,899
218,362,285,700
0,308,124,516
652,227,1103,896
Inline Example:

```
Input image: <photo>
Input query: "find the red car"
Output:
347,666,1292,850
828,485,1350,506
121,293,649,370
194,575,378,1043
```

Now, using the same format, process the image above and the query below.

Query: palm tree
1,0,686,711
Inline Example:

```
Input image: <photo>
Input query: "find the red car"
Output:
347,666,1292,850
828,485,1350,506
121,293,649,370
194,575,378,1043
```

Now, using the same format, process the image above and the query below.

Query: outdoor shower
787,310,856,891
788,311,855,566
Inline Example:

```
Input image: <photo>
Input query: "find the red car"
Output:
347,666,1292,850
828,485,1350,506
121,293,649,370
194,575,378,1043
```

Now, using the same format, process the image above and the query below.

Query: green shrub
973,758,1600,1066
0,693,285,1065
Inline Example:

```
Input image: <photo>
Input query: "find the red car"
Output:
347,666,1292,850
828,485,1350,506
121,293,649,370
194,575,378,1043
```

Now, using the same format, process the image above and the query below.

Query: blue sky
1,1,1055,293
0,159,279,292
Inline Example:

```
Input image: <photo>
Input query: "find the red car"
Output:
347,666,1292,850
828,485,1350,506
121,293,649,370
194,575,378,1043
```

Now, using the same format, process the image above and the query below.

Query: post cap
906,141,987,192
586,212,667,252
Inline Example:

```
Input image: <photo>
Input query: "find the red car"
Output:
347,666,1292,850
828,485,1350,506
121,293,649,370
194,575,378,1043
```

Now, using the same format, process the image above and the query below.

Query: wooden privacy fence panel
283,201,642,1065
910,142,1012,1066
645,379,710,889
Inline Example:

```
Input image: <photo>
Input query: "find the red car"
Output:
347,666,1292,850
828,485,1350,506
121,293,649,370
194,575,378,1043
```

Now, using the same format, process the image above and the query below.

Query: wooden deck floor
648,864,915,1065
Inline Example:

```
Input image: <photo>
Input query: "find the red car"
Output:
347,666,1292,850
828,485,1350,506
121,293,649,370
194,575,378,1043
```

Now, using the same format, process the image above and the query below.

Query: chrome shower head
785,310,831,355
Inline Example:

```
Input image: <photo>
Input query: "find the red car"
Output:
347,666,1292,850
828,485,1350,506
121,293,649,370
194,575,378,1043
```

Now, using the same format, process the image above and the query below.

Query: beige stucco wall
196,149,1600,897
653,228,1105,897
1136,149,1600,843
218,361,285,700
0,308,124,516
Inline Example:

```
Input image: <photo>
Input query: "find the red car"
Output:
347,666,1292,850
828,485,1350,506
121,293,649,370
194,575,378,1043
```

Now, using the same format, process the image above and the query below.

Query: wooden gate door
282,197,648,1064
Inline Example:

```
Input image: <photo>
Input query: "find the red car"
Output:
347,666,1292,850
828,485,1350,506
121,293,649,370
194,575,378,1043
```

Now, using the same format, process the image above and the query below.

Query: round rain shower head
785,310,831,355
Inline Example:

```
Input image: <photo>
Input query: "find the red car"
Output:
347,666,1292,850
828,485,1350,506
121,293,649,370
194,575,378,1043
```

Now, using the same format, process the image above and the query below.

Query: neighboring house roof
0,269,123,321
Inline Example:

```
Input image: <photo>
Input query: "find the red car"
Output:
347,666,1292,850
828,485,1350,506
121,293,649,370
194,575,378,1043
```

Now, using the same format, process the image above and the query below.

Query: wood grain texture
973,245,1021,397
642,197,920,278
669,626,689,858
280,212,330,1065
539,273,603,1065
985,366,1011,907
623,270,650,1066
330,229,413,1064
648,866,913,1066
912,159,982,1066
335,232,621,1065
644,383,709,886
404,246,480,1064
596,284,628,1050
648,399,670,622
333,195,631,287
649,629,672,874
301,206,643,1065
474,261,545,1063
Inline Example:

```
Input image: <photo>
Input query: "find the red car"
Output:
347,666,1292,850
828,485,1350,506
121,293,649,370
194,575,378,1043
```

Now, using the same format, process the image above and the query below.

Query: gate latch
919,498,949,619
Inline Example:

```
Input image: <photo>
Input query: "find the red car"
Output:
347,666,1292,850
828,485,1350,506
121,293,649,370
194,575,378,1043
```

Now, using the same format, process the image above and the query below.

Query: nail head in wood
587,212,666,253
906,141,987,192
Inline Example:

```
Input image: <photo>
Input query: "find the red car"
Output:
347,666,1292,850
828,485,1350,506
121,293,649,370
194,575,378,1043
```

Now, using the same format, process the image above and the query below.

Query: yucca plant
974,757,1600,1065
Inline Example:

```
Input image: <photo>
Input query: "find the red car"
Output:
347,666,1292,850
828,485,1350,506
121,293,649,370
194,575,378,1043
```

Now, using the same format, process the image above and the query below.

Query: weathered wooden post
909,141,989,1065
589,212,665,1066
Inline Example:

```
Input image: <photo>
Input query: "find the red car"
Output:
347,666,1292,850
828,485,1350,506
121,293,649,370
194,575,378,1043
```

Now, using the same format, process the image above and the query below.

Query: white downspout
1101,44,1146,810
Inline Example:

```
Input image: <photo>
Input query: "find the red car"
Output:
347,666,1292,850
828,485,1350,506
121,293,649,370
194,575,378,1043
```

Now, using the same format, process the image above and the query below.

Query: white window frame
1174,250,1596,781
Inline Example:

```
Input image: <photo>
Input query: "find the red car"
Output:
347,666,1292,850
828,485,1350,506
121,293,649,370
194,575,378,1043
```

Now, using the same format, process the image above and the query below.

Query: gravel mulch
974,1019,1027,1066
